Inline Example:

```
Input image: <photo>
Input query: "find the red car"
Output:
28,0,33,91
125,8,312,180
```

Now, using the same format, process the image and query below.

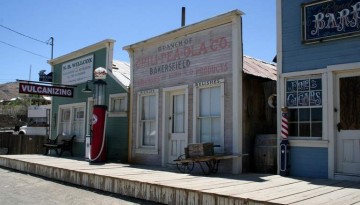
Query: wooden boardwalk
0,155,359,205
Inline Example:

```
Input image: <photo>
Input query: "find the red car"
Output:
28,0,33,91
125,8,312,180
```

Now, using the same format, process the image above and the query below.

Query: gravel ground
0,166,161,205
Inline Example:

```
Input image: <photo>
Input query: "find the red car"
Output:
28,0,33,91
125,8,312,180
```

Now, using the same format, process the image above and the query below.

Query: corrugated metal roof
243,55,277,81
111,60,130,87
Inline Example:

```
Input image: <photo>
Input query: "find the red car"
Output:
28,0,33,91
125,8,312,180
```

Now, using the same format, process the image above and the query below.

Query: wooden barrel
254,134,277,174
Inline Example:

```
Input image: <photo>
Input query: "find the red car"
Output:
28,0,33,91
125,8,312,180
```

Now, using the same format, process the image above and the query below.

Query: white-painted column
231,14,243,174
276,0,283,175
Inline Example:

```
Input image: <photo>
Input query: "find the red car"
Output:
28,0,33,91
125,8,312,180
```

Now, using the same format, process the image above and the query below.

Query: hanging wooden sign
19,83,73,98
302,0,360,43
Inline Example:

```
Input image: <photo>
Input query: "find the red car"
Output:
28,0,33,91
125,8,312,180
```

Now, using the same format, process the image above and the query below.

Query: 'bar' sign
19,83,73,98
302,0,360,43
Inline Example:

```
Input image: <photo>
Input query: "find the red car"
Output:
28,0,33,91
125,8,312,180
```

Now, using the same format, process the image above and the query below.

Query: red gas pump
90,104,107,162
89,67,107,163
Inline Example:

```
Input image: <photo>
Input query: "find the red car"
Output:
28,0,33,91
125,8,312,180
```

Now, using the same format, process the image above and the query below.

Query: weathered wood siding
279,0,360,178
51,47,129,161
242,76,277,172
0,133,46,154
282,0,360,73
130,23,234,168
2,155,359,205
290,147,328,178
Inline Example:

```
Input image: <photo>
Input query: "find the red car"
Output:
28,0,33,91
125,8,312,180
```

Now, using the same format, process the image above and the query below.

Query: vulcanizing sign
19,83,73,98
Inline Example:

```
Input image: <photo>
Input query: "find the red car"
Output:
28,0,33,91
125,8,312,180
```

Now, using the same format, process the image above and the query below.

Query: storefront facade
125,10,277,174
48,39,130,162
277,0,360,179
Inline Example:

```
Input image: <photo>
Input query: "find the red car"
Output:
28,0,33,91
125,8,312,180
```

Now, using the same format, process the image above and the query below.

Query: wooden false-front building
124,10,277,173
48,39,130,162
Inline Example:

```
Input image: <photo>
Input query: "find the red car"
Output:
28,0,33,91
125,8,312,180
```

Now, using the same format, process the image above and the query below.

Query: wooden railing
0,133,46,154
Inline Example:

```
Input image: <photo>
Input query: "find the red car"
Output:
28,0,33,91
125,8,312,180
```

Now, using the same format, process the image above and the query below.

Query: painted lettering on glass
310,91,322,106
297,79,310,91
298,92,309,106
286,93,297,107
310,79,322,90
286,78,322,107
286,81,297,92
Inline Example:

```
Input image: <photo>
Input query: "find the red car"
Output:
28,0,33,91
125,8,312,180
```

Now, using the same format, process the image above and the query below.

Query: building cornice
48,39,116,65
123,10,244,51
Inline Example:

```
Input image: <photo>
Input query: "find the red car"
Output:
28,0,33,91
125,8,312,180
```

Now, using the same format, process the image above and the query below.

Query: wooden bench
43,134,76,157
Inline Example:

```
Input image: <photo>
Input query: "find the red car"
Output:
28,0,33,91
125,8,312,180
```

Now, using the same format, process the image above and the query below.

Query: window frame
57,102,86,142
285,75,323,139
277,68,332,144
135,89,159,154
108,93,128,117
193,79,225,153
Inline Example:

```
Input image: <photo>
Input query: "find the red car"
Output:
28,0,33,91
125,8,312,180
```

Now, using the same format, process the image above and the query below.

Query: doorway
163,86,188,164
335,71,360,175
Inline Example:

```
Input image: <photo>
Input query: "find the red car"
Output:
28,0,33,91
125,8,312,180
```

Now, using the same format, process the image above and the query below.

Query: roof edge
123,10,244,51
108,69,129,92
48,39,116,65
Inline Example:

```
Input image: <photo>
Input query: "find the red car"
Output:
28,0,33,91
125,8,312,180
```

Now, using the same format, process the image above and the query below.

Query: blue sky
0,0,276,83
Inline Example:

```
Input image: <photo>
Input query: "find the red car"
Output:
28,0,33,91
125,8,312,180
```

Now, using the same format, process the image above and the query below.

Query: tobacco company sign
133,23,232,88
19,83,73,98
302,0,360,43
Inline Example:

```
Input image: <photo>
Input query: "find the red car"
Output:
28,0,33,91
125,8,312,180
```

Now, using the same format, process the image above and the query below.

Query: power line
0,24,49,45
0,24,54,59
0,40,49,59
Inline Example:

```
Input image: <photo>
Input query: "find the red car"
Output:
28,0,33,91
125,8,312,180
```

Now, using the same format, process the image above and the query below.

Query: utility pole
29,64,31,81
29,64,32,106
49,37,54,59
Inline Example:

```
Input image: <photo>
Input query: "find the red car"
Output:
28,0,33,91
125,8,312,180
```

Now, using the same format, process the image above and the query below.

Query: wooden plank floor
0,155,359,205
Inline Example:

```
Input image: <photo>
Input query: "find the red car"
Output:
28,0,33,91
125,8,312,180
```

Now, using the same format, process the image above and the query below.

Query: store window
58,103,86,141
136,90,158,153
59,108,71,135
285,77,322,138
194,80,224,151
172,94,185,133
109,93,127,117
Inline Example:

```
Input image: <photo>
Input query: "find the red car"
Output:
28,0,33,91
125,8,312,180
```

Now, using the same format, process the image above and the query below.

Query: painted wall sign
139,89,156,95
302,0,360,43
62,55,94,85
133,23,232,89
286,78,322,107
195,79,224,87
19,83,73,98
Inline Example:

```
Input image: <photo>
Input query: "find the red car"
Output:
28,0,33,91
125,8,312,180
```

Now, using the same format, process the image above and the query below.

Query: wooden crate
187,142,214,158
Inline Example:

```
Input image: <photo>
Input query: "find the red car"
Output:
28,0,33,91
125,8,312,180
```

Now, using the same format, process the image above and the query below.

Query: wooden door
336,73,360,175
168,91,187,163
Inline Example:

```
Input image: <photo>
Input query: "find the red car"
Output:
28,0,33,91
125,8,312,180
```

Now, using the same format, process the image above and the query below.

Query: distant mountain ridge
0,82,20,101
